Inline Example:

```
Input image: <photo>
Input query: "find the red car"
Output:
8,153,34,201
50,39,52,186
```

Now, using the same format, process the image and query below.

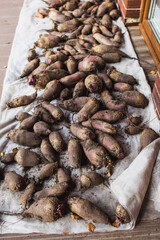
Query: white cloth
0,0,160,234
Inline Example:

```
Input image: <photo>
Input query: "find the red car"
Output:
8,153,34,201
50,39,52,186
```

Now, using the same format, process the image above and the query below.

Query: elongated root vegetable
49,132,65,152
60,88,72,101
40,139,56,163
5,171,25,192
66,57,77,74
59,97,90,112
34,182,69,200
107,67,136,85
82,119,117,135
33,121,51,136
57,168,71,183
68,197,109,224
92,110,123,123
127,116,142,126
49,8,70,23
7,129,41,147
7,92,37,108
92,44,127,57
70,123,95,141
73,81,86,98
125,126,143,135
68,139,83,168
42,101,64,121
21,182,36,205
28,63,47,85
78,97,99,122
46,61,64,71
35,34,60,49
43,80,62,101
60,72,86,87
16,112,31,121
22,197,60,222
20,59,39,78
45,0,68,7
34,105,55,124
96,131,125,159
1,152,16,164
27,49,37,62
38,162,58,180
139,128,159,151
82,139,111,168
79,172,103,189
102,53,121,63
84,75,103,93
114,82,133,92
121,91,148,108
78,56,105,72
20,115,38,131
93,33,119,47
98,73,112,89
115,204,130,223
15,149,41,167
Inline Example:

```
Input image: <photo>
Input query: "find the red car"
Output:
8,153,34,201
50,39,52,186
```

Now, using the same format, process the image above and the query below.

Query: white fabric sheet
0,0,160,234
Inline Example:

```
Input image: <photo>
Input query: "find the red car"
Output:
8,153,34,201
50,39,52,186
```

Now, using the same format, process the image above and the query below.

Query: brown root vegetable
5,171,25,192
116,204,130,223
68,25,83,39
100,14,112,29
79,172,103,189
79,35,97,45
43,80,62,101
38,162,58,180
33,121,51,136
97,2,109,17
73,8,84,18
20,115,38,131
74,41,87,54
22,197,59,222
27,49,37,62
60,88,72,101
73,81,86,98
7,91,37,108
64,44,77,55
96,131,125,159
35,34,60,49
92,25,100,34
101,90,113,102
29,71,50,89
68,196,109,224
121,91,148,108
83,119,117,135
46,61,64,70
37,8,49,18
99,25,113,38
82,139,111,167
112,25,119,34
93,33,119,47
140,128,159,151
80,1,92,10
45,50,54,63
66,57,77,74
78,56,105,72
28,63,47,85
49,131,65,152
101,91,127,111
125,126,143,135
102,53,121,63
20,59,39,78
114,82,133,92
65,0,78,11
49,8,70,23
34,105,54,124
42,102,64,121
81,24,92,35
78,97,100,122
45,0,67,7
15,149,41,167
40,139,57,163
57,21,79,32
59,96,90,112
21,182,36,205
34,182,69,201
91,110,123,123
46,54,68,65
68,139,83,168
60,71,86,87
70,123,95,141
109,9,120,20
1,152,16,164
16,112,31,121
107,67,136,85
98,73,112,89
113,31,122,44
127,116,142,126
8,129,41,147
57,168,71,183
92,44,128,58
85,75,103,93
